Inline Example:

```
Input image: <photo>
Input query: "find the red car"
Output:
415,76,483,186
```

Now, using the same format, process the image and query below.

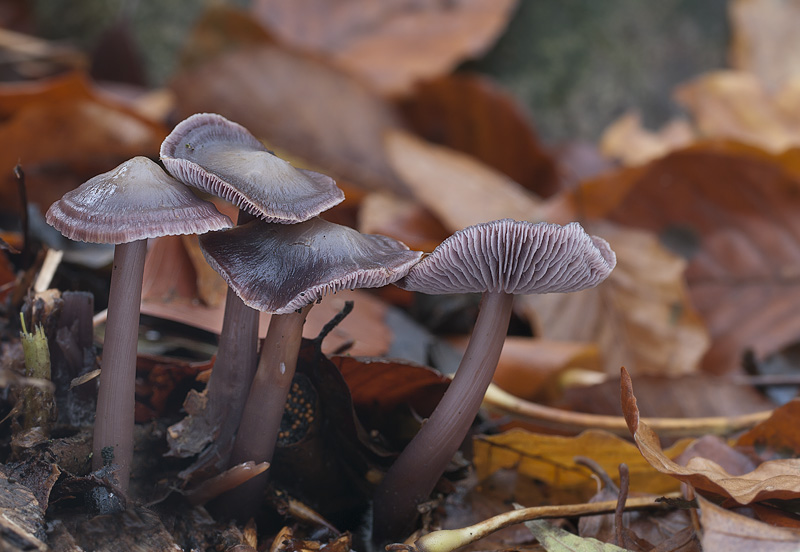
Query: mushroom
198,216,423,515
371,219,616,543
159,113,345,472
45,156,233,491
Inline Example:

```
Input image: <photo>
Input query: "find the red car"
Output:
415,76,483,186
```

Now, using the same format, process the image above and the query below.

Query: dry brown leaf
385,129,544,231
172,11,405,194
551,143,800,374
449,336,602,403
698,495,800,552
737,399,800,458
397,73,559,197
729,0,800,92
675,71,800,153
141,237,395,356
357,192,449,252
600,111,694,166
521,222,709,377
250,0,518,95
473,428,690,499
622,368,800,505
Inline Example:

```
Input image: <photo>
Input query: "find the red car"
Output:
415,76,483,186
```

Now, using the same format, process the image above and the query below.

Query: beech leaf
251,0,518,95
621,368,800,505
524,519,632,552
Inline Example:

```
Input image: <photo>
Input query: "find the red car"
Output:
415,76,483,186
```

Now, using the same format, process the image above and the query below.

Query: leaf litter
6,2,800,551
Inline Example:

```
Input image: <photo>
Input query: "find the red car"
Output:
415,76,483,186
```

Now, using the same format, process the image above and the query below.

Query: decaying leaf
622,368,800,505
697,494,800,552
473,429,689,498
521,222,709,376
250,0,518,95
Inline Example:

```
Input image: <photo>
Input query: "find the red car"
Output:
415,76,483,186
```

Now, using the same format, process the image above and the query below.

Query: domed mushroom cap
199,217,423,314
46,156,233,244
396,219,616,295
160,113,344,224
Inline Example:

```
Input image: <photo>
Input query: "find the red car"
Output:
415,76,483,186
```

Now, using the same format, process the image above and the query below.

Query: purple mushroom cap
46,156,233,244
396,219,616,295
199,217,423,314
160,113,344,224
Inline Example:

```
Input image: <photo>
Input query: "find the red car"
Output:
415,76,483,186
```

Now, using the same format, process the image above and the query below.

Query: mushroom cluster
46,112,617,542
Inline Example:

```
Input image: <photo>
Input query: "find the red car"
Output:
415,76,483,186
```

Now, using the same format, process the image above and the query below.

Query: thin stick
395,493,681,552
483,383,772,438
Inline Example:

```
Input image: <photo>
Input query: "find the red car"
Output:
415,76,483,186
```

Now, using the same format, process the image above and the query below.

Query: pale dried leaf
600,111,694,166
698,495,800,552
251,0,518,95
385,129,544,231
675,71,800,152
172,43,404,193
729,0,800,91
521,223,709,377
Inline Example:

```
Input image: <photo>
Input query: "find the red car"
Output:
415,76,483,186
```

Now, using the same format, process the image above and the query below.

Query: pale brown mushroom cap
396,219,616,295
160,113,344,224
45,156,233,244
199,217,423,314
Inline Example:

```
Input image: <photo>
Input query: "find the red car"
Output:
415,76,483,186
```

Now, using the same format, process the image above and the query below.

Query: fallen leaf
250,0,518,95
553,143,800,374
357,192,450,252
697,494,800,552
397,73,559,197
521,222,709,377
172,9,405,194
737,399,800,458
473,429,689,498
729,0,800,91
333,356,449,417
449,336,602,403
675,71,800,152
385,129,544,231
600,111,694,166
621,368,800,505
524,518,631,552
0,72,166,212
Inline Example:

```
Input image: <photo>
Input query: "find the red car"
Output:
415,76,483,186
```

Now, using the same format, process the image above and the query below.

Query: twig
389,493,682,552
483,383,772,437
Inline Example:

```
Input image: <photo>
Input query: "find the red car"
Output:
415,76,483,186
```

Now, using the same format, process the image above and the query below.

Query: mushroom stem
92,239,148,492
372,291,514,544
223,305,312,517
198,209,260,463
202,286,260,452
